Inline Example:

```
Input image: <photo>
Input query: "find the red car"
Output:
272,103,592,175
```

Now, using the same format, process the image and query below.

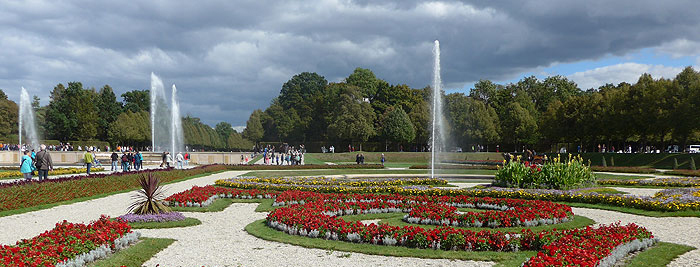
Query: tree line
0,83,253,151
244,66,700,152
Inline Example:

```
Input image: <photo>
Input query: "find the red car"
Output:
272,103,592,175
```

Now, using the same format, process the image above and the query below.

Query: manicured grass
576,187,628,194
623,242,695,267
171,198,277,213
595,173,653,180
0,169,227,218
249,154,263,164
307,152,503,164
244,169,496,177
245,219,536,265
559,202,700,217
88,238,174,267
344,213,594,232
128,217,201,229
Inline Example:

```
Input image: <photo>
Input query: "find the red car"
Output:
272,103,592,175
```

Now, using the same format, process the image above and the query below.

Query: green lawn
88,238,174,267
128,217,201,229
244,168,496,177
306,152,503,164
171,198,277,213
623,242,695,267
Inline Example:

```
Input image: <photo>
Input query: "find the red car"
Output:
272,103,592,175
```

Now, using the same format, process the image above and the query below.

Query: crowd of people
258,144,305,165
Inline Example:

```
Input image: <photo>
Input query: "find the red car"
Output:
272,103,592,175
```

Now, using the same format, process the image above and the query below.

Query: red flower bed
0,216,132,266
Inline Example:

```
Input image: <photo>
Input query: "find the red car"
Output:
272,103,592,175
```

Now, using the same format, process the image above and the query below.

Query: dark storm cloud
1,0,700,126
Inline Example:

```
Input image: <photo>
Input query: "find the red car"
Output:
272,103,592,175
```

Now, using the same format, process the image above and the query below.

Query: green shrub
674,158,679,170
494,155,595,190
602,156,607,167
610,156,615,166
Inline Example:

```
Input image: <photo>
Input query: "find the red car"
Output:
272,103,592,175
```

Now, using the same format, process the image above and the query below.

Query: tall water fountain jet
150,73,171,152
430,40,448,178
170,84,184,156
19,87,40,151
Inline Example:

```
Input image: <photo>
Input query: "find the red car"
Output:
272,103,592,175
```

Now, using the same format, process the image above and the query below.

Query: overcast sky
2,0,700,127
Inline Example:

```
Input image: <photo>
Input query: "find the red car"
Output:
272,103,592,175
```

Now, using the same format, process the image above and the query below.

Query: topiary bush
494,154,595,190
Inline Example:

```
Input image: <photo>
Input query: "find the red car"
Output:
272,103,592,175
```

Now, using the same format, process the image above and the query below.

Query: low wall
0,151,253,165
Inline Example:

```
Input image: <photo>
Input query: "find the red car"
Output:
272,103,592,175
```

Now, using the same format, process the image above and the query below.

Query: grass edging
0,170,228,218
623,242,695,267
128,217,202,229
244,218,534,265
171,198,276,213
88,237,174,267
560,202,700,217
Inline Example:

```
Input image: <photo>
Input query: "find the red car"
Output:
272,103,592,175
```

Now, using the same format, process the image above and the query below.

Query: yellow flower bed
0,167,105,179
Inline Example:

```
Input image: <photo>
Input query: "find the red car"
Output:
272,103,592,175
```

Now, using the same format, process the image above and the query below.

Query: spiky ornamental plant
128,173,171,215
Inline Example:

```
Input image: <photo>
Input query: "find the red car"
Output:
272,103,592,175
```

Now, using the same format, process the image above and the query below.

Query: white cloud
567,63,684,90
656,39,700,58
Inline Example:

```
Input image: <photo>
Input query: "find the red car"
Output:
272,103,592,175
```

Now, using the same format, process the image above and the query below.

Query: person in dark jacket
121,152,129,172
34,144,53,181
111,151,119,171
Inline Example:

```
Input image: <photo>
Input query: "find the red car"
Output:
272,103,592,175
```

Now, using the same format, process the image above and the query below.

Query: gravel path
0,170,246,245
140,203,494,267
608,187,663,196
573,207,700,266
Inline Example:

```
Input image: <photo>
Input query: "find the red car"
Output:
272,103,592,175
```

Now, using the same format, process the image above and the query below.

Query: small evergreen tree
673,158,679,170
691,157,697,170
602,156,607,167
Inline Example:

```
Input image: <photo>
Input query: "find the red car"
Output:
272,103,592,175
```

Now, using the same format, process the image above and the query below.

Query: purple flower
118,211,186,223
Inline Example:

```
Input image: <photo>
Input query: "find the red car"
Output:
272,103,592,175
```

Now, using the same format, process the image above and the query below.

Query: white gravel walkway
573,207,700,266
608,187,663,197
0,170,246,245
140,203,494,267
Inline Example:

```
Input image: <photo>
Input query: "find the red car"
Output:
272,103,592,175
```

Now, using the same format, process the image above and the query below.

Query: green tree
108,110,150,146
327,84,376,143
501,101,538,146
277,72,328,141
96,85,123,141
381,106,415,150
121,90,150,113
0,89,18,138
243,109,265,142
445,93,500,147
44,82,99,140
31,96,40,110
346,67,386,99
215,122,234,139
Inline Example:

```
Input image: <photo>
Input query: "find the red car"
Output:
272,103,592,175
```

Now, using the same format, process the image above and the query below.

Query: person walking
176,152,184,169
184,152,189,166
83,149,94,175
20,150,35,181
381,153,386,166
111,151,119,171
166,152,173,168
35,144,53,181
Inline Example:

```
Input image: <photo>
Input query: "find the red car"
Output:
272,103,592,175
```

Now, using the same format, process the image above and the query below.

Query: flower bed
0,164,229,212
217,177,700,211
118,212,186,223
224,164,385,170
167,184,656,266
599,177,700,187
0,216,138,267
0,167,106,179
233,176,448,187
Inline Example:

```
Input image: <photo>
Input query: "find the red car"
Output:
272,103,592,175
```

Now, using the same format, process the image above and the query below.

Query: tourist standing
381,153,386,166
127,152,134,171
184,152,190,166
83,149,94,175
121,152,129,172
176,152,184,169
135,151,142,171
35,144,53,181
166,152,173,168
160,151,168,168
111,151,119,171
20,150,34,181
